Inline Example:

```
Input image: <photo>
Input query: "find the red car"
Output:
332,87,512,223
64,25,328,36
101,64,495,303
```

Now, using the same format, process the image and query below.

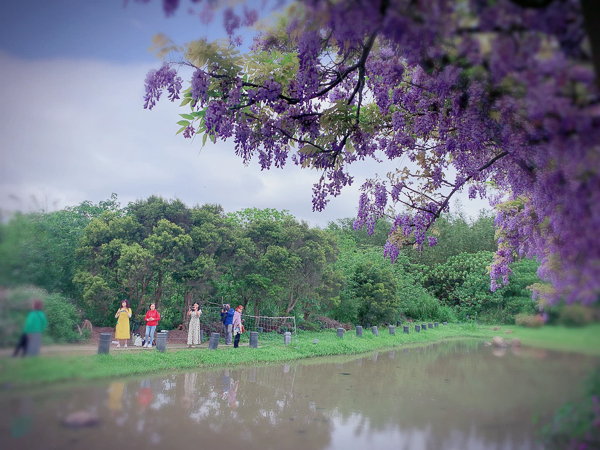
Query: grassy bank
1,323,599,388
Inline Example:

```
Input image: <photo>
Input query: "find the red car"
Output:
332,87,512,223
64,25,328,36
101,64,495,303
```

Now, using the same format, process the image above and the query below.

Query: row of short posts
98,319,455,354
337,321,450,339
96,327,269,354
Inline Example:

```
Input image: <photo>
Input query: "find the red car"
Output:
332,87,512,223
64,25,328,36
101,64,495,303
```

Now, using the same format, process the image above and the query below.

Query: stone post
443,322,447,326
389,325,395,335
98,332,111,354
284,331,292,345
23,333,41,357
257,326,264,333
156,331,168,352
415,325,421,333
356,326,363,337
336,328,344,338
428,323,433,329
434,322,439,328
209,332,220,350
200,329,205,343
249,331,258,348
371,326,379,337
403,326,409,334
422,323,427,331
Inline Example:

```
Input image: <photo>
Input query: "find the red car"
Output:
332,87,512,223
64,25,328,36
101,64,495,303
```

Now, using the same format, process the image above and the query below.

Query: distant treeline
0,194,542,334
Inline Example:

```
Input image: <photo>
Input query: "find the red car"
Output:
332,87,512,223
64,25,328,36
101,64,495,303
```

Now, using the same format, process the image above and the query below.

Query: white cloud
0,52,491,226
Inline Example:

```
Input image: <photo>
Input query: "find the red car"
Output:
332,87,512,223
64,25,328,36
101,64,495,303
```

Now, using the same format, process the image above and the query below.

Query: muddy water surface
1,340,596,450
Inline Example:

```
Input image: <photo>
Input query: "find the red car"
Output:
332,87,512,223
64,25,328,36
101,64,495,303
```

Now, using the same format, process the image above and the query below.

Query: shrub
314,316,352,330
400,291,456,323
45,293,82,342
559,305,594,327
299,321,321,332
515,314,545,328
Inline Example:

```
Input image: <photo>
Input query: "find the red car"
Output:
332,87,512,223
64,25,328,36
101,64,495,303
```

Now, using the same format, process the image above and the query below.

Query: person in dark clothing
232,305,244,348
13,299,47,357
220,304,235,345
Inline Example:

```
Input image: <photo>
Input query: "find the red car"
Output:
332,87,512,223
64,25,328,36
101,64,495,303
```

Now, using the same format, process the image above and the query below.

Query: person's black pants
234,333,240,348
13,333,28,357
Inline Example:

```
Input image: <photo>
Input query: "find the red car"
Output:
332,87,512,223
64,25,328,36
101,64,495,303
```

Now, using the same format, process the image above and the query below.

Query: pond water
1,340,597,450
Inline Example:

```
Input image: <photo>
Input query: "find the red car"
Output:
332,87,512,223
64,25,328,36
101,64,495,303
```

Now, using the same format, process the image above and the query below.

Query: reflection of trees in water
0,341,594,450
291,341,593,449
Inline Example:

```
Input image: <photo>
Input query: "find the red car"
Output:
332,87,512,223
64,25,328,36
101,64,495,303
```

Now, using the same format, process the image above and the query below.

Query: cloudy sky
0,0,490,227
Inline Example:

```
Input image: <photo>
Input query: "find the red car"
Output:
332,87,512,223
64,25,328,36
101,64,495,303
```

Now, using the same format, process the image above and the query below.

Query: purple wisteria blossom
143,63,182,110
143,0,600,305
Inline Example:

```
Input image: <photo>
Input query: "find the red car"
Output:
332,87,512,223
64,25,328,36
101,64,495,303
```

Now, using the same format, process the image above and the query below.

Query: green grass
1,323,599,388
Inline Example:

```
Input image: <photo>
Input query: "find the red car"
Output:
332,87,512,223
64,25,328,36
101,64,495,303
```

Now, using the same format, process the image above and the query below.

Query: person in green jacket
13,299,47,357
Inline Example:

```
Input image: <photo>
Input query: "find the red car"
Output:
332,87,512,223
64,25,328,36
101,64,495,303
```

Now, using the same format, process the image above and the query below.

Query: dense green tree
352,262,400,326
0,195,122,299
225,208,339,317
404,209,497,266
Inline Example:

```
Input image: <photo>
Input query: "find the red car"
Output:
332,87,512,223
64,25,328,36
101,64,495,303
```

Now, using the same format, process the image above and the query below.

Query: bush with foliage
539,365,600,449
352,262,400,326
44,293,83,342
515,314,544,328
559,305,595,327
422,252,538,323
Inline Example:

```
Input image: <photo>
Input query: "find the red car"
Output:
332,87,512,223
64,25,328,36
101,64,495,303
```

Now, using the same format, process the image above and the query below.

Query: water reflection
10,396,33,439
0,341,596,450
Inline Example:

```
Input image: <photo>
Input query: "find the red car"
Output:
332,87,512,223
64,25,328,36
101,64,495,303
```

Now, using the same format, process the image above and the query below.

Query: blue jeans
145,326,156,345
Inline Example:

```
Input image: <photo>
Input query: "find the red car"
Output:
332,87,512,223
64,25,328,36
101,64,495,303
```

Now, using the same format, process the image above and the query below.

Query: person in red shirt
144,303,161,348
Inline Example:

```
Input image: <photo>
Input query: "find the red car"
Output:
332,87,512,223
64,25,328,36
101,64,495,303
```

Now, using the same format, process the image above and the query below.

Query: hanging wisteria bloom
142,0,600,306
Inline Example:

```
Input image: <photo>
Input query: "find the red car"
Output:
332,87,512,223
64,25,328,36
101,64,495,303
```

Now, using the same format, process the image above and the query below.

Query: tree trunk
182,289,193,330
134,280,150,315
285,288,298,314
155,269,163,304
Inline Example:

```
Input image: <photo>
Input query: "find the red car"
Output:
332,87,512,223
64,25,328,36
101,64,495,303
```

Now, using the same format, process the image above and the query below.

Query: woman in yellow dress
114,300,132,348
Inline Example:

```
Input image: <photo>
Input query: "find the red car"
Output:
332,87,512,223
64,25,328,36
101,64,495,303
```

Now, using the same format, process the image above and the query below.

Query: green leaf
180,113,194,120
176,126,187,135
177,120,190,127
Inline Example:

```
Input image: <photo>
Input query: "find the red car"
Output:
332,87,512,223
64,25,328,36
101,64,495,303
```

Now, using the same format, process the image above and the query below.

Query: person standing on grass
232,305,244,348
187,302,202,348
221,304,235,345
144,303,161,348
114,300,132,348
13,299,46,357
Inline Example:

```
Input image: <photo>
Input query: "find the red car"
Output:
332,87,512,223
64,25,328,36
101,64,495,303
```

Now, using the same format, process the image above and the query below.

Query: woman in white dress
187,302,202,348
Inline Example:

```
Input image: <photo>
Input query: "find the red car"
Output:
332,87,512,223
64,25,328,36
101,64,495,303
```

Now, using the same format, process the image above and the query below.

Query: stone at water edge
62,411,100,428
492,336,508,348
313,339,319,344
484,342,492,346
493,326,500,331
505,329,514,334
511,338,522,347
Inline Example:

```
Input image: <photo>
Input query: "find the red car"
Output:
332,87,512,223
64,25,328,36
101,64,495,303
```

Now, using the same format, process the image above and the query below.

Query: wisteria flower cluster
143,0,600,305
